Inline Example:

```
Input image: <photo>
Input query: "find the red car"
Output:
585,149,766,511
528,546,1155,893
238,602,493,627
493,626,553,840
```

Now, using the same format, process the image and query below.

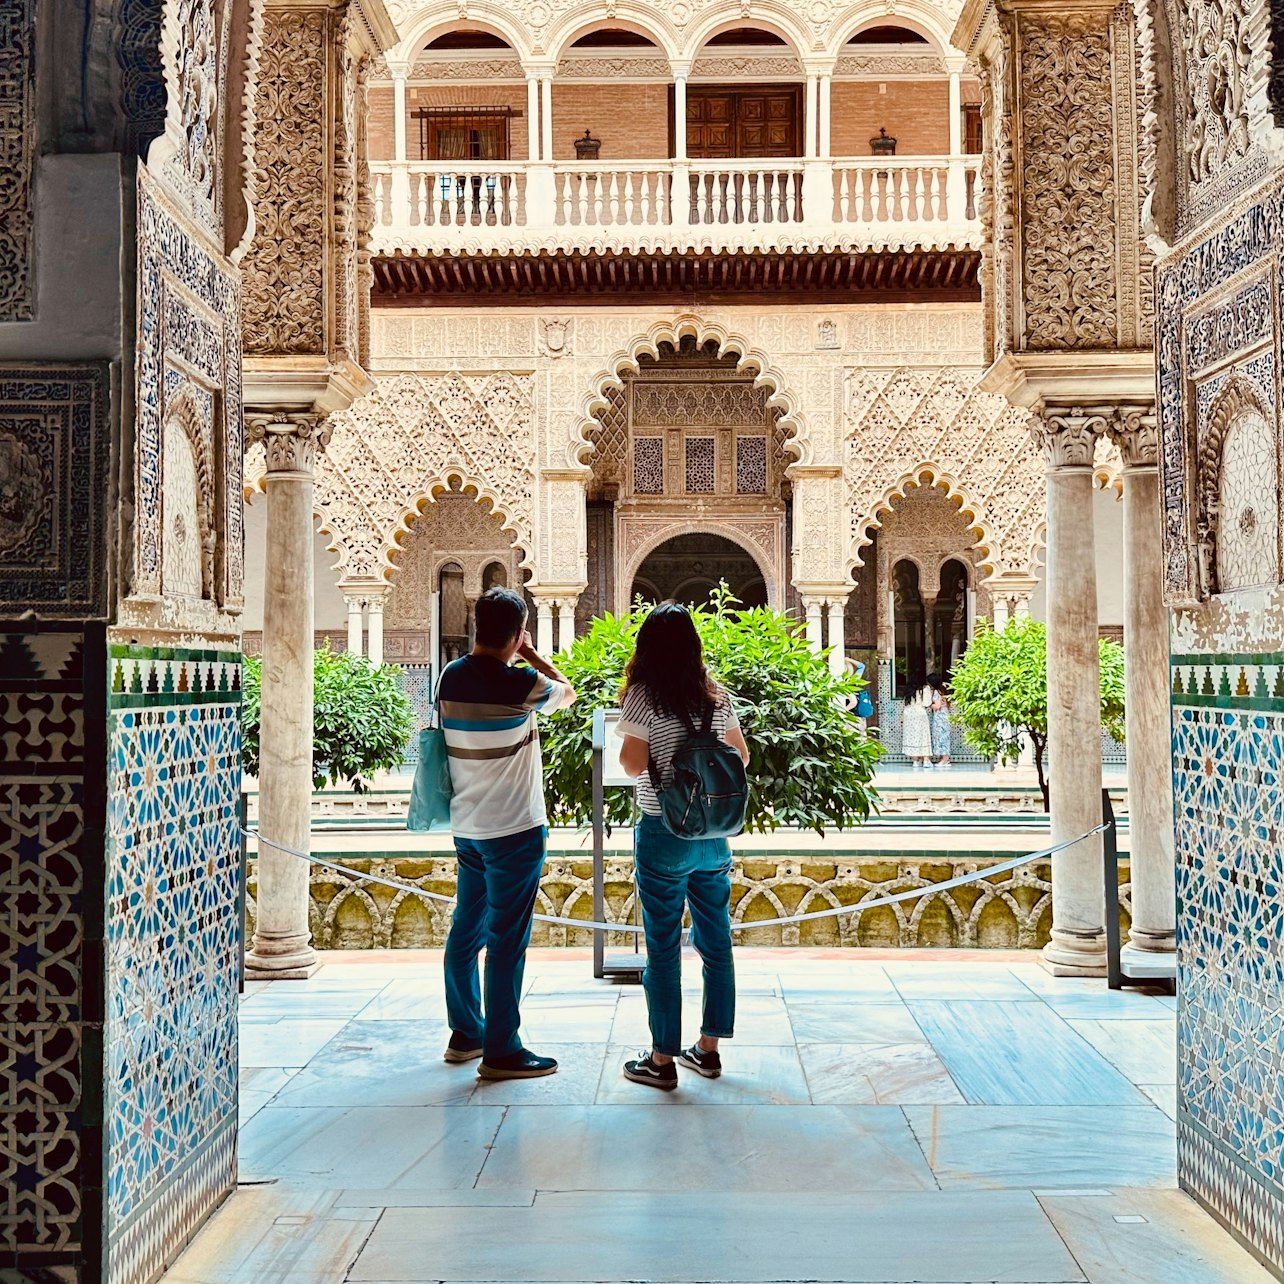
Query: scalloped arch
571,315,810,471
850,464,1002,580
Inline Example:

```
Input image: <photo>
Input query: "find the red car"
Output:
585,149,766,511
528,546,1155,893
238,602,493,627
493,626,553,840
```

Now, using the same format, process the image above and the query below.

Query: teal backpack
647,702,748,839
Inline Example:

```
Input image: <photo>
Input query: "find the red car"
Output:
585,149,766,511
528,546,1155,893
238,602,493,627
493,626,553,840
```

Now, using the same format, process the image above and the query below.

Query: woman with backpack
615,602,751,1090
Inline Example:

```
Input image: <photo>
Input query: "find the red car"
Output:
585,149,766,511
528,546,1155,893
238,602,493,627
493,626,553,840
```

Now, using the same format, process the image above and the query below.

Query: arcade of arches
4,0,1284,1280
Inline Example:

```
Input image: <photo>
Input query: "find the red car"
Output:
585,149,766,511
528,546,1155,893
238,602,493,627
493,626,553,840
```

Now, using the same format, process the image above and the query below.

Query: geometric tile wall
0,626,106,1281
1172,653,1284,1277
103,646,242,1284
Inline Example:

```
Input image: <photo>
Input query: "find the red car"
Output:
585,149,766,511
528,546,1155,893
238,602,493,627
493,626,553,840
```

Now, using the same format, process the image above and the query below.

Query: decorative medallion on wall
0,365,111,618
540,317,573,358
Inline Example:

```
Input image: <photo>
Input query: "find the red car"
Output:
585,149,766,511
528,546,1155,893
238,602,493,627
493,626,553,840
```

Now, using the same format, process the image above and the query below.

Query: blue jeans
444,824,547,1059
634,813,736,1056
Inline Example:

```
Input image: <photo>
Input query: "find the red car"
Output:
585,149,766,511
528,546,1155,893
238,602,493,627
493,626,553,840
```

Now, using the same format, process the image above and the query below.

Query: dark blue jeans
444,824,547,1059
634,813,736,1056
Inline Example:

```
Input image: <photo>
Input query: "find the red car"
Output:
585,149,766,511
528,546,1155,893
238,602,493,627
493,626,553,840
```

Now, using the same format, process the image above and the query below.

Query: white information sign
599,710,635,788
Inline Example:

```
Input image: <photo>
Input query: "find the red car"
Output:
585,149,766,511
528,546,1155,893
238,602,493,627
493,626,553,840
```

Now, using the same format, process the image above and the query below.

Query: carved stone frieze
0,0,35,320
555,53,673,79
246,413,333,474
1181,0,1253,189
157,0,221,232
833,51,948,77
409,55,525,80
845,366,1045,583
311,372,536,581
242,7,328,355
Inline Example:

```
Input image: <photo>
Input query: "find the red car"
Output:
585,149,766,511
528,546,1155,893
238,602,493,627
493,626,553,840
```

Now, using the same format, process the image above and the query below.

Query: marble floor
165,949,1272,1284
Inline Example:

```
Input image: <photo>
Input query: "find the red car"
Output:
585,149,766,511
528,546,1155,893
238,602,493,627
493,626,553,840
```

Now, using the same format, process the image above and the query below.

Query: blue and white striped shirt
438,655,573,840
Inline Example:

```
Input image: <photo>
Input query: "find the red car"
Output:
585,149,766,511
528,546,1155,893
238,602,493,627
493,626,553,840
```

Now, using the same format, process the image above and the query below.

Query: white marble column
245,414,331,980
366,595,386,666
803,598,824,653
1113,410,1176,957
540,76,553,162
526,75,540,161
556,599,576,653
826,600,846,677
535,597,555,655
673,74,688,161
392,71,408,163
345,595,365,655
1035,411,1107,975
804,74,819,159
818,73,832,159
948,69,963,157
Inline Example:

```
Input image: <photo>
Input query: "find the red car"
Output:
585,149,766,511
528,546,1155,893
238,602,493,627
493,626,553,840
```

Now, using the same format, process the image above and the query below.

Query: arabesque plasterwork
0,0,35,321
844,366,1045,584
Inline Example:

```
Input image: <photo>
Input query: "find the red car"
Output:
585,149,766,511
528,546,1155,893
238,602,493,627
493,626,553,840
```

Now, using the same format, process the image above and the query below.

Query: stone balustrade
369,155,983,257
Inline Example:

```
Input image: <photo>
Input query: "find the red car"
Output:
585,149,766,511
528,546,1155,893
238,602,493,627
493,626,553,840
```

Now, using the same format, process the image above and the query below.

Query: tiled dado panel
1,627,106,1281
104,645,242,1284
1172,653,1284,1277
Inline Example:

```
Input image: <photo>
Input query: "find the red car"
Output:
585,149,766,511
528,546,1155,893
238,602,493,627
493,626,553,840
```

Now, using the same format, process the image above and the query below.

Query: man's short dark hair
475,587,528,649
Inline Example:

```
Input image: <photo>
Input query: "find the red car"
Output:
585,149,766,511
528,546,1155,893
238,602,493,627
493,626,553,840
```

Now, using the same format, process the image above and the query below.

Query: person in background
614,603,751,1091
901,676,933,768
437,587,576,1080
927,672,953,769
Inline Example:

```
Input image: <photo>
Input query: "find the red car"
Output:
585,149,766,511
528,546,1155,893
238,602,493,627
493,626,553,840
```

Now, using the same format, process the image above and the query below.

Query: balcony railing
370,156,982,257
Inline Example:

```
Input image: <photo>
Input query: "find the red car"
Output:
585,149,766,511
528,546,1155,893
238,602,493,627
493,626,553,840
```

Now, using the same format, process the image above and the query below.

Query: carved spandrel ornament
246,413,333,474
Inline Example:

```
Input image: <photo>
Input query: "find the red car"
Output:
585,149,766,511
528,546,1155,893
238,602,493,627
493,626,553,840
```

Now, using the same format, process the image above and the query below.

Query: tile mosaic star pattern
1172,652,1284,1275
104,645,242,1284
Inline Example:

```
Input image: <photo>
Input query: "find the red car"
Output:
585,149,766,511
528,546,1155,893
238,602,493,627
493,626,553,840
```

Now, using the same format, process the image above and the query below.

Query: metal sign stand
1102,788,1176,994
592,708,646,981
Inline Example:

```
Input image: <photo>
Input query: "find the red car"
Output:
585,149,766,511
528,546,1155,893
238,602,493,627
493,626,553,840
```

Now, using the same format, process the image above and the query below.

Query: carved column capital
1109,404,1159,469
246,413,333,475
1030,407,1112,470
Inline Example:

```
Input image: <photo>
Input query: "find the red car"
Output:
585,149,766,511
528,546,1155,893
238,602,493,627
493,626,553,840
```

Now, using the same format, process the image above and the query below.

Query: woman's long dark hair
620,602,719,718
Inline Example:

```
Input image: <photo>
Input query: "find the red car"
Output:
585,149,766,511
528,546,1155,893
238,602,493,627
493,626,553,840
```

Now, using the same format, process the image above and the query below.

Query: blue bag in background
407,725,453,831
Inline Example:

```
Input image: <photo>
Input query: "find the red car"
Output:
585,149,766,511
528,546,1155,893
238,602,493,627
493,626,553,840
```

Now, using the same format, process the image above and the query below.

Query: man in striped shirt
438,587,576,1079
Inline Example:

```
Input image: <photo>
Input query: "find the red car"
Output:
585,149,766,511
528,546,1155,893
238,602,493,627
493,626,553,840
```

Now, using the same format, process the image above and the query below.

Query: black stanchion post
1101,788,1123,990
238,790,249,995
592,709,606,980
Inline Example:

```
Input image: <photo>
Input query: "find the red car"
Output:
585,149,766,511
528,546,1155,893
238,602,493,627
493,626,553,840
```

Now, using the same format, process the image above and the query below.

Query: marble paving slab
1037,1188,1280,1282
267,1020,471,1107
466,1043,610,1106
159,1187,377,1284
904,1105,1178,1190
239,1066,302,1127
906,1002,1148,1105
798,1042,965,1105
348,1190,1085,1282
352,978,450,1021
886,965,1040,1002
239,1104,504,1189
611,992,796,1046
786,1001,928,1044
1064,1018,1177,1085
595,1043,813,1105
1137,1083,1178,1120
476,1103,936,1192
238,1018,349,1069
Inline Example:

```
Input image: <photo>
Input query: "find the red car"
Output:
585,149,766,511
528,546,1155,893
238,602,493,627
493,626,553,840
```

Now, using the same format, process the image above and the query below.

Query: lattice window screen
685,436,715,493
736,436,768,493
633,436,665,494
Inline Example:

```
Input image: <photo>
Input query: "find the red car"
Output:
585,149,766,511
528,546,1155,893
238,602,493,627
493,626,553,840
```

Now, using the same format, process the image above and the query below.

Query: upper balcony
367,20,983,263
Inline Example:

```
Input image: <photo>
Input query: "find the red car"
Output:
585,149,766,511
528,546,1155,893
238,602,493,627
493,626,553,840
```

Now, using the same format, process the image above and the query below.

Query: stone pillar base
245,948,321,981
1041,931,1108,977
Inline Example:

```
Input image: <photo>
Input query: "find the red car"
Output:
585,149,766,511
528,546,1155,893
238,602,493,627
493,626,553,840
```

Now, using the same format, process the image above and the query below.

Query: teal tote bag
407,698,453,831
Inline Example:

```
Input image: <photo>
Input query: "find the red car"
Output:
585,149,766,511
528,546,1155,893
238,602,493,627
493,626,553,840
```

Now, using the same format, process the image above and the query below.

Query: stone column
1034,410,1107,975
948,68,963,156
345,594,364,654
245,414,332,980
803,598,824,653
392,69,408,162
818,73,832,159
804,74,819,158
1112,409,1176,957
367,594,386,666
556,599,576,653
535,597,555,655
826,600,846,677
673,74,688,161
526,75,540,161
540,76,553,162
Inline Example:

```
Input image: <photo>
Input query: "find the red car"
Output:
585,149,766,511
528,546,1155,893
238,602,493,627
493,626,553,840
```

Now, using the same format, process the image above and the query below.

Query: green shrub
947,615,1125,809
242,647,416,792
541,587,883,833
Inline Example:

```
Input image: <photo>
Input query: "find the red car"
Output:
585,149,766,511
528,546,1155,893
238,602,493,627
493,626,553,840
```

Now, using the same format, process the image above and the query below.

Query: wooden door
684,86,801,159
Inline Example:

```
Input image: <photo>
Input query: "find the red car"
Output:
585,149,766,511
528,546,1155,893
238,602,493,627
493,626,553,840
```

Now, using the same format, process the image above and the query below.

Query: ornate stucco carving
0,0,35,320
1030,407,1111,469
299,372,536,580
246,412,334,473
242,7,328,354
845,366,1045,583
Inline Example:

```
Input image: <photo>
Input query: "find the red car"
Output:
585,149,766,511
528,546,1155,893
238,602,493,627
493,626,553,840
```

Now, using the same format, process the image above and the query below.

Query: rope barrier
243,821,1110,936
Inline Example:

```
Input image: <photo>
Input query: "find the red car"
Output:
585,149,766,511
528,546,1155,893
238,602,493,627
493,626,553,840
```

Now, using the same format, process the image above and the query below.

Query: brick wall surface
369,78,956,162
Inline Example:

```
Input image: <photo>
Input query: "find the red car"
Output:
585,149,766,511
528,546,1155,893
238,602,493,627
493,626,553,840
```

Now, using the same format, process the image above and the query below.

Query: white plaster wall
0,155,125,359
1027,487,1124,627
242,498,349,632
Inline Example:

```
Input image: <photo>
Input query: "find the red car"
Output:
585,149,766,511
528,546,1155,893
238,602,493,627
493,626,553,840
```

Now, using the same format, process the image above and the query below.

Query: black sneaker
623,1051,679,1091
477,1049,559,1080
677,1043,722,1078
444,1032,484,1064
